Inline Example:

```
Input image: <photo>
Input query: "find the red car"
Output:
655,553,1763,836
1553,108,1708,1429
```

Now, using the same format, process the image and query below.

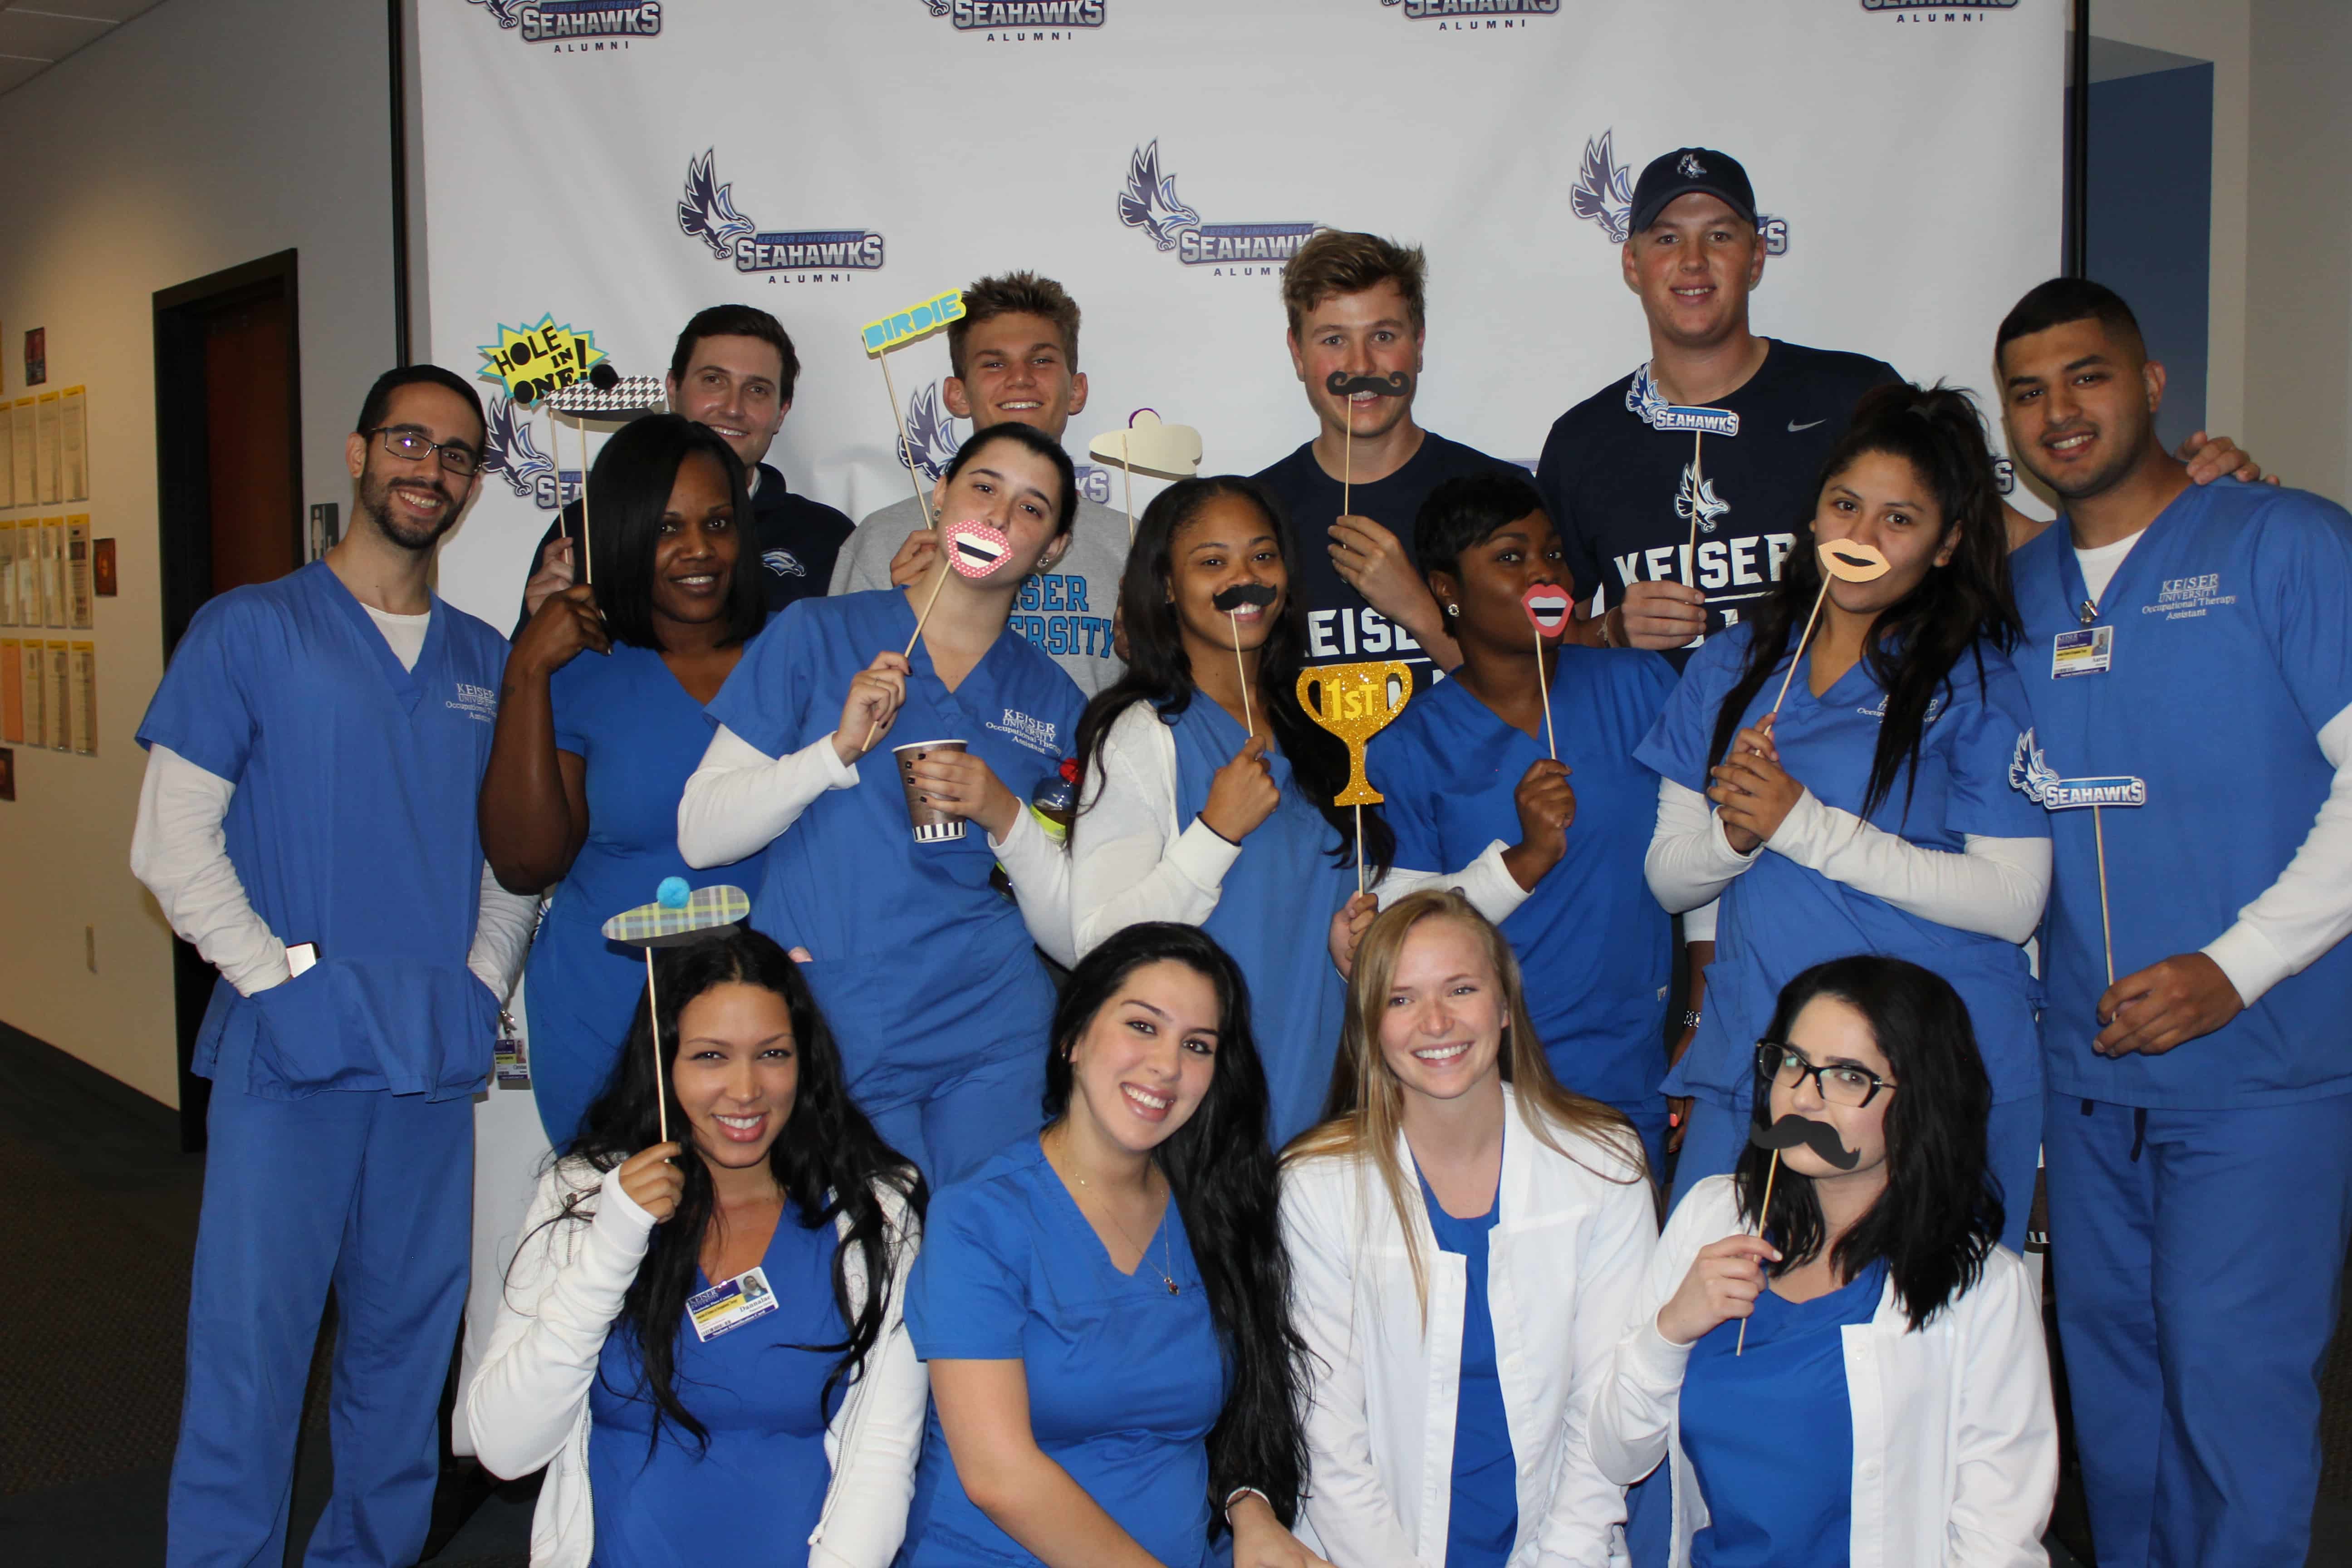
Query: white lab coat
1279,1087,1659,1568
464,1158,928,1568
1588,1176,2056,1568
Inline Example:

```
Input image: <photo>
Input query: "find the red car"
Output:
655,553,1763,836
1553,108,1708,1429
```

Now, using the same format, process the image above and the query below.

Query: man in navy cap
1538,146,2262,660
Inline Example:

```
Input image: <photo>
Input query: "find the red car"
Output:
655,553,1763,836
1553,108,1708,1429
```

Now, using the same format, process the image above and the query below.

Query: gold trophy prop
1296,660,1414,896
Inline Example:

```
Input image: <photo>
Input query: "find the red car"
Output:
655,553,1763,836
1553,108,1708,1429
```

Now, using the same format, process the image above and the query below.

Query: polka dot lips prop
602,881,753,1146
862,519,1014,751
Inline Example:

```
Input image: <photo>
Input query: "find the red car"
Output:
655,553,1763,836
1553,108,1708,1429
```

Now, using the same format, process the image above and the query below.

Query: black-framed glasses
1754,1041,1896,1108
368,426,480,475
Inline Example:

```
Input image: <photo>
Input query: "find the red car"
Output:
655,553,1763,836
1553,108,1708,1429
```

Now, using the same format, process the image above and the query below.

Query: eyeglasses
368,426,480,475
1754,1041,1896,1108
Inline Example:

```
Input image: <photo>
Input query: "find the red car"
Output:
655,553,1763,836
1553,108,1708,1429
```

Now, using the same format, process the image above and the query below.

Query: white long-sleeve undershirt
130,743,537,1002
2202,701,2352,1006
1645,778,2052,946
679,722,1077,968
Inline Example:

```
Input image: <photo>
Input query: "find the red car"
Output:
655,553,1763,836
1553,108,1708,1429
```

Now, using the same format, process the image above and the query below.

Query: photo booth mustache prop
1520,583,1572,760
1212,582,1280,739
1088,410,1204,542
1738,1112,1861,1353
1324,371,1413,521
603,878,752,1147
1297,660,1413,896
1767,540,1893,720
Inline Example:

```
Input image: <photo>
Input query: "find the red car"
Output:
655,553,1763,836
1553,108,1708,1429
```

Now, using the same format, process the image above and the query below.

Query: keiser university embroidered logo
449,682,500,725
1571,131,1789,255
467,0,662,46
676,150,884,278
2009,730,2147,810
920,0,1103,28
1117,141,1316,273
990,708,1062,757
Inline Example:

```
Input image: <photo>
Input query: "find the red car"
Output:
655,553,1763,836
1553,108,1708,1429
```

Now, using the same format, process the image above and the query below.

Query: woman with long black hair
467,928,927,1568
1070,476,1392,1144
1589,955,2056,1566
902,921,1324,1568
480,412,767,1147
1636,384,2051,1244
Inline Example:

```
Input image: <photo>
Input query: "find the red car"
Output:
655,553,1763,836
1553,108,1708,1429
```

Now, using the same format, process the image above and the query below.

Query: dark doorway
153,250,303,1152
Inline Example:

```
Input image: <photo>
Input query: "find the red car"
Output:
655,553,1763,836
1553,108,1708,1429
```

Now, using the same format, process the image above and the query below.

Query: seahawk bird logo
2009,730,2062,806
1570,131,1635,243
481,396,554,501
1676,465,1728,534
1679,152,1706,178
1117,141,1202,253
763,549,806,579
1625,362,1671,427
922,0,950,13
897,383,965,483
677,149,757,261
469,0,527,26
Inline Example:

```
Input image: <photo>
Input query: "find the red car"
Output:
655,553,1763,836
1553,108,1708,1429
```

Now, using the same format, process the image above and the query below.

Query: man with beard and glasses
1999,279,2352,1568
1254,229,1520,696
132,365,539,1568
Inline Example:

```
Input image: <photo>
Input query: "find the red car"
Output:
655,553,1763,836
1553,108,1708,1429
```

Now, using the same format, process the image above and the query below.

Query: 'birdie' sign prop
861,285,969,529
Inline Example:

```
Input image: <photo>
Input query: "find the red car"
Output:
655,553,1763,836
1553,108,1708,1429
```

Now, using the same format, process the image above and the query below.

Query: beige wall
0,0,396,1105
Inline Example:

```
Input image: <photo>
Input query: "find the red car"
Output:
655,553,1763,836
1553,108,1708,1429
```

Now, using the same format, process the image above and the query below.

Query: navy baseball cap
1629,147,1757,234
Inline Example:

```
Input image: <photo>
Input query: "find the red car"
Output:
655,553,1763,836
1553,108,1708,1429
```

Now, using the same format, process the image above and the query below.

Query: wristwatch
1681,1009,1703,1032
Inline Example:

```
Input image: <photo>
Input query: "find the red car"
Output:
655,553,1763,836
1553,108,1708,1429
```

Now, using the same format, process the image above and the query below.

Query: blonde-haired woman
1280,891,1659,1568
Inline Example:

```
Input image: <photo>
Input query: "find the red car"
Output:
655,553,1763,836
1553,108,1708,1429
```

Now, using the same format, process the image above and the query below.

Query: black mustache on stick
1751,1113,1861,1171
1213,583,1279,612
1325,371,1411,398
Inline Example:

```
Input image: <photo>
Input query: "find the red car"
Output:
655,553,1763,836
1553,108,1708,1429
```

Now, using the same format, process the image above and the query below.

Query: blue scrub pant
865,1049,1045,1186
1670,1093,2040,1254
2044,1093,2352,1568
167,1081,473,1568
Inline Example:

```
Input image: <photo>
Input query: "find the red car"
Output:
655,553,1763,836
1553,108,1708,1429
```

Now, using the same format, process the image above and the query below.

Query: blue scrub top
1418,1167,1517,1568
528,641,753,1146
705,589,1084,1110
1679,1260,1885,1568
902,1136,1224,1568
1369,651,1678,1114
587,1200,844,1568
135,562,509,1100
2011,480,2352,1109
1166,696,1357,1146
1636,625,2047,1108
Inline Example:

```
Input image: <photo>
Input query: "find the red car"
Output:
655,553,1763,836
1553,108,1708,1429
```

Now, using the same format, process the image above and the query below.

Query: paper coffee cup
893,740,970,844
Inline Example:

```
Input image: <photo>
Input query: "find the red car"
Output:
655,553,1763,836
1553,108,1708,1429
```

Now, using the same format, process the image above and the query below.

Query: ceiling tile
0,52,48,93
0,9,107,56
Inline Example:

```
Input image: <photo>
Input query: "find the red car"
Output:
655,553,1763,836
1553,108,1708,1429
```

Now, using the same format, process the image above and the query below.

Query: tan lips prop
1768,541,1893,720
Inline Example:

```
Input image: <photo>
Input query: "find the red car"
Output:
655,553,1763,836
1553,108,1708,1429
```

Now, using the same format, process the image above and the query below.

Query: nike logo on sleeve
1788,418,1827,432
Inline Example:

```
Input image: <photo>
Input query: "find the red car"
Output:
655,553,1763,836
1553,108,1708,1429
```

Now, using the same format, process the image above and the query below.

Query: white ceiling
0,0,162,98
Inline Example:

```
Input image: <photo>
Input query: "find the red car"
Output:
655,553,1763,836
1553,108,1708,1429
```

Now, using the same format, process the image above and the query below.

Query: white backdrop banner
416,0,2061,627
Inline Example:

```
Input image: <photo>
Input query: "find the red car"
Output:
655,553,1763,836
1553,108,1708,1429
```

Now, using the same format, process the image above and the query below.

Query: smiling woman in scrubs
480,414,766,1147
1337,470,1684,1171
468,928,926,1568
1070,476,1391,1145
903,922,1323,1568
1589,955,2056,1567
679,423,1086,1182
1284,891,1655,1568
1637,385,2051,1245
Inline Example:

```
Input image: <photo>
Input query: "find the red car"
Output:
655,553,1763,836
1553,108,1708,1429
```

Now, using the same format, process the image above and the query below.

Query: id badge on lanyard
687,1266,778,1342
2052,625,2113,680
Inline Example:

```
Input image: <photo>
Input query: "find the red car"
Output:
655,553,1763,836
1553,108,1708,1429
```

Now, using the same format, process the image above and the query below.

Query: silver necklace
1065,1159,1180,1296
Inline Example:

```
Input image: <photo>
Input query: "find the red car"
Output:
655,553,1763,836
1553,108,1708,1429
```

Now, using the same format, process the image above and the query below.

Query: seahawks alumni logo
468,0,662,43
1572,129,1789,254
921,0,1103,25
481,395,581,511
677,150,884,275
2009,730,2147,810
1117,141,1316,271
1380,0,1558,18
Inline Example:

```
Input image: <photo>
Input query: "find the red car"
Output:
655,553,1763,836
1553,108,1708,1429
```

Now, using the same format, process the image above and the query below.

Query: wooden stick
877,351,934,529
577,410,595,595
1687,429,1703,575
1343,406,1354,520
1534,617,1557,762
860,561,952,750
2095,804,2115,986
1768,577,1835,719
646,947,668,1147
1230,612,1254,739
1355,802,1366,898
1736,1148,1781,1357
1122,431,1136,544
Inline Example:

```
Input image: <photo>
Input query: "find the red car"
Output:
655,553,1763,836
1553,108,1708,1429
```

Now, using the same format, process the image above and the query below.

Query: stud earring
1445,603,1460,617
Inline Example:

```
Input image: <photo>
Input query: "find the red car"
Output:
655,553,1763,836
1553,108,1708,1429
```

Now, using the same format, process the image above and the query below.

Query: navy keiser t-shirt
1255,430,1521,691
1536,341,1897,651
